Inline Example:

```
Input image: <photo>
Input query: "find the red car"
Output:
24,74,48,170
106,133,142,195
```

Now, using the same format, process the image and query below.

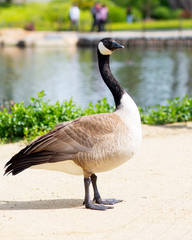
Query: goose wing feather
5,113,121,175
25,113,120,155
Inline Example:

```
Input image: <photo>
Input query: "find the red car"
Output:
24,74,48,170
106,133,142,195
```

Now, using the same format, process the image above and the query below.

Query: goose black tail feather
4,149,57,176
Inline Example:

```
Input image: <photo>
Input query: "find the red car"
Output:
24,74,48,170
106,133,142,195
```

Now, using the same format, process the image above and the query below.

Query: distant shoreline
0,28,192,48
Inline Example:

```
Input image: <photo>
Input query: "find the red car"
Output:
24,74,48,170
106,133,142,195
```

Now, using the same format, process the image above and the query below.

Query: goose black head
98,38,124,56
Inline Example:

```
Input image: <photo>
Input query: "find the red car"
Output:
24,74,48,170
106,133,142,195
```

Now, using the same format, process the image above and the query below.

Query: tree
168,0,192,18
1,0,12,3
168,0,192,9
127,0,160,19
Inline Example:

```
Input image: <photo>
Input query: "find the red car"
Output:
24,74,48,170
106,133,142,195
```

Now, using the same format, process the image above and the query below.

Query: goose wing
25,113,120,155
4,113,121,175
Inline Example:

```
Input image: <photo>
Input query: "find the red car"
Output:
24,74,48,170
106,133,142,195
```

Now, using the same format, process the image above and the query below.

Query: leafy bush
152,6,171,20
140,95,192,125
0,3,47,28
0,92,192,143
152,6,181,20
0,91,114,143
131,7,143,21
108,6,126,22
171,9,182,19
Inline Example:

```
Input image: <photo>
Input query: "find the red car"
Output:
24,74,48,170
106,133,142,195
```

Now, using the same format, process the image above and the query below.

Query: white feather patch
31,160,84,175
116,93,142,130
98,42,113,55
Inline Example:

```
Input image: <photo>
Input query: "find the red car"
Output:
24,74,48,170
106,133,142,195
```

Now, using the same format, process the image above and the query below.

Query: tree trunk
168,0,192,9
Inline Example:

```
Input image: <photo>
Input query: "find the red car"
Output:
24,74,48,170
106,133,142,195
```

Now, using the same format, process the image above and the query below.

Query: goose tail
4,148,54,176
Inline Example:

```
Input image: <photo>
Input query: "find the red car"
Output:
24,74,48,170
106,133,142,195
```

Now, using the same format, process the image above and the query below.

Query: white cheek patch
98,42,113,55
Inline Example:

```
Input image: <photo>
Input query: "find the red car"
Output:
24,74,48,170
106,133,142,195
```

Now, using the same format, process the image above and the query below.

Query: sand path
0,123,192,240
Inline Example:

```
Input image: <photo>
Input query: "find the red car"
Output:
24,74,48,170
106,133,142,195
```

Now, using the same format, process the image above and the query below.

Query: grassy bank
0,91,192,143
110,19,192,31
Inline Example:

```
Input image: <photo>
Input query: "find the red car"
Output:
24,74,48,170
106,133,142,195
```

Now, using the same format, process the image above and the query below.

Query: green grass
109,19,192,31
0,91,192,143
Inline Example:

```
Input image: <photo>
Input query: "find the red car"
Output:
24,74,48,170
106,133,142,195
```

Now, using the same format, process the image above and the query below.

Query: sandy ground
0,123,192,240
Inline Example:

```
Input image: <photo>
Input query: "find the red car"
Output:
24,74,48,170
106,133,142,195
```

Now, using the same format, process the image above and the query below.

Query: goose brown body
31,103,141,177
4,38,142,210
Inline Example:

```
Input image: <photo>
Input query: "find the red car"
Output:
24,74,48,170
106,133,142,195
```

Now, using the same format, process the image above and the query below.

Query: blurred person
90,2,101,32
100,4,108,31
69,2,80,31
126,6,133,23
25,22,35,31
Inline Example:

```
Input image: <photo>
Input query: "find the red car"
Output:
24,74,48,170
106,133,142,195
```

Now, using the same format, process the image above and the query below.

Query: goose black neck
97,50,124,109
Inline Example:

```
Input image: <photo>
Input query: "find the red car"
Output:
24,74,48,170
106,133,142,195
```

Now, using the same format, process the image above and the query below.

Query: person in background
25,22,35,31
126,6,133,23
100,4,108,31
90,2,101,32
69,2,80,31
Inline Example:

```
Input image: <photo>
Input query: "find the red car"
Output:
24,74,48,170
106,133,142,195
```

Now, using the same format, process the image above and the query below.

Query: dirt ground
0,123,192,240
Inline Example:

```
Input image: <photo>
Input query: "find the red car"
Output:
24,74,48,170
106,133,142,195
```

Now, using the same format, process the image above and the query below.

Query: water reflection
0,46,192,108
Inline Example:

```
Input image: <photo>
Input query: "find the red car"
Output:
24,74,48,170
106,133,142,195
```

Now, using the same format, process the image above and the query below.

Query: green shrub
152,6,171,19
0,3,46,28
0,91,115,143
140,95,192,125
152,6,182,20
131,7,143,21
0,91,192,143
171,9,182,19
108,6,126,22
44,2,71,23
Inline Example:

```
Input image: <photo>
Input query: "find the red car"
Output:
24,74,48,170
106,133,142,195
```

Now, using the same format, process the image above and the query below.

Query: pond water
0,46,192,108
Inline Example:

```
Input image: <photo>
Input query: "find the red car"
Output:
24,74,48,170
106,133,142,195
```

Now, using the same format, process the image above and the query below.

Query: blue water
0,46,192,108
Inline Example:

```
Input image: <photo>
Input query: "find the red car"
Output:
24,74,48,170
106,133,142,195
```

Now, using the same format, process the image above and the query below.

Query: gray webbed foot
85,202,113,211
94,197,123,205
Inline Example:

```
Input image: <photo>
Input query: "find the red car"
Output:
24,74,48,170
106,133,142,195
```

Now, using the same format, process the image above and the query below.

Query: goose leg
91,173,123,205
84,177,113,210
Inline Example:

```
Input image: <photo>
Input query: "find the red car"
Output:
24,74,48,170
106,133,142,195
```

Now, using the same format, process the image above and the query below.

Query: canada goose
4,38,142,211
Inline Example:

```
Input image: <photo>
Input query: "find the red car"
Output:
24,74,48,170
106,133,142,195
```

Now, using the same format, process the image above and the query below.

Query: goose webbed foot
93,197,123,205
85,201,113,211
